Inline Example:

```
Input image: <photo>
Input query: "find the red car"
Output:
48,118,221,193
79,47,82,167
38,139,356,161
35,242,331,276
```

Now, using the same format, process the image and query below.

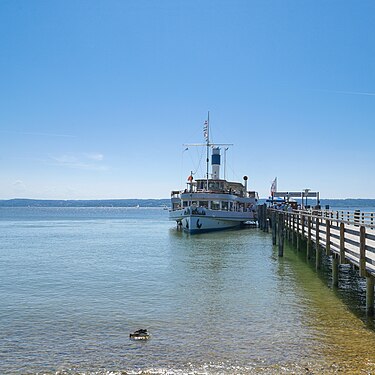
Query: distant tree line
0,199,171,207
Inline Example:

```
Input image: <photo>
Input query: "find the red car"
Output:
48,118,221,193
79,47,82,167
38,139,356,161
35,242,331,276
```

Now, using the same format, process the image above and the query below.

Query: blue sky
1,0,374,199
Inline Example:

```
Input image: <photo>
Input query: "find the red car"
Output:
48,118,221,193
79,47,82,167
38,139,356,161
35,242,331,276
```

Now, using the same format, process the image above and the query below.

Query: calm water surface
1,207,375,374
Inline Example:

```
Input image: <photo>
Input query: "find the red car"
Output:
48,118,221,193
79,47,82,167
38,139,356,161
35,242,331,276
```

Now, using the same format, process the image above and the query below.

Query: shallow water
1,207,375,374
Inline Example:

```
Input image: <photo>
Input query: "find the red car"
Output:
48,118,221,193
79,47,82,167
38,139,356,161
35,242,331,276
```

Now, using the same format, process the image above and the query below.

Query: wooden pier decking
258,205,375,316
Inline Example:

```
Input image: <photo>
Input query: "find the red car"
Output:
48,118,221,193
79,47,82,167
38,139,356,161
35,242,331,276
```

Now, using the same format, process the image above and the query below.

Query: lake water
1,207,375,374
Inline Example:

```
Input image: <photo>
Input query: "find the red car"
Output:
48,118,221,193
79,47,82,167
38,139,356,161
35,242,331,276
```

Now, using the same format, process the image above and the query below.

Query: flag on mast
270,177,277,196
203,120,208,142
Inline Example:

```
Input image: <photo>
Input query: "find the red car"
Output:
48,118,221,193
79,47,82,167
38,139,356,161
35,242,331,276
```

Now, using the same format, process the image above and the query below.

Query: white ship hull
169,208,256,233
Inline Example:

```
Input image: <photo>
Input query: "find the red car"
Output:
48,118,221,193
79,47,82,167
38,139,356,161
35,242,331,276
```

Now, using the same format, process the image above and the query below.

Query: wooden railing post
292,214,295,246
288,213,293,242
360,225,366,277
325,219,331,256
257,205,262,230
340,222,345,264
316,217,321,270
301,214,305,239
272,211,277,245
296,214,300,251
307,216,311,260
262,204,267,232
264,204,269,232
278,212,284,257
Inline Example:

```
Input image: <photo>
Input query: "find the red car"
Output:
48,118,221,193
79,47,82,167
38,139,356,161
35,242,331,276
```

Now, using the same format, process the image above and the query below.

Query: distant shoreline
1,198,375,208
0,198,170,208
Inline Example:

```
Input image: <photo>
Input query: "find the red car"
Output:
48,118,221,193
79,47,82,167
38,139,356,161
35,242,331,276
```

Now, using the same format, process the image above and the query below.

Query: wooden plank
365,257,375,266
366,233,375,242
345,228,361,236
345,247,360,260
365,245,375,254
331,233,340,240
345,237,361,248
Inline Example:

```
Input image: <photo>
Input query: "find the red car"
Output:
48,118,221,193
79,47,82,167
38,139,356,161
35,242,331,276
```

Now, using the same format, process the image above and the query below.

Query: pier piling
272,211,277,245
278,212,284,257
332,254,339,288
366,275,374,316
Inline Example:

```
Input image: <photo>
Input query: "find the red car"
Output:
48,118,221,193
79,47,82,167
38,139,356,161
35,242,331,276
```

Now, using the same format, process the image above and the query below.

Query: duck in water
129,329,150,340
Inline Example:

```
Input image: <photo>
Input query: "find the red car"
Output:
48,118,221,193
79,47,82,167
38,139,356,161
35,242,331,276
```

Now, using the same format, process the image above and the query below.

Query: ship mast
205,111,210,191
184,112,232,191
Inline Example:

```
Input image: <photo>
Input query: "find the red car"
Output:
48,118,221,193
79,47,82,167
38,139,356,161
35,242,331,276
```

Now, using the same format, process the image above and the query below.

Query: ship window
222,201,229,211
199,201,208,208
192,201,198,206
183,201,188,208
211,201,220,210
229,202,233,211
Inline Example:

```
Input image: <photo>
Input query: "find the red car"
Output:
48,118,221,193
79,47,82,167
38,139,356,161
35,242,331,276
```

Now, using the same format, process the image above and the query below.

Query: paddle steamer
169,115,258,233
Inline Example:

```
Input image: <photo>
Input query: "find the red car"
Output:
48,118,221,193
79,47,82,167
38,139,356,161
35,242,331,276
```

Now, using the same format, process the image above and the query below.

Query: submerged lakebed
1,207,375,374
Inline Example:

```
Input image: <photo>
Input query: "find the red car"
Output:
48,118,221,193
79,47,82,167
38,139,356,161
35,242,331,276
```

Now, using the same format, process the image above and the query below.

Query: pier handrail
261,206,375,316
266,207,375,279
270,208,375,230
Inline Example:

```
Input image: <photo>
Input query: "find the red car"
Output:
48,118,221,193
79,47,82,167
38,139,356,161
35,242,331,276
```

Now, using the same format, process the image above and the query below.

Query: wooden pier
258,205,375,316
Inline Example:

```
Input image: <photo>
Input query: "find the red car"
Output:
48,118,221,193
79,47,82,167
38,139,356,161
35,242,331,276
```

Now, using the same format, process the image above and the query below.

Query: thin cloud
0,130,76,138
84,152,104,161
12,180,27,192
49,153,108,171
319,89,375,97
13,180,26,187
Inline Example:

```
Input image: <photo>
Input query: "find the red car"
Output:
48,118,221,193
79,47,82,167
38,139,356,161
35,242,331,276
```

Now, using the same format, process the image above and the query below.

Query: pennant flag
270,177,277,196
